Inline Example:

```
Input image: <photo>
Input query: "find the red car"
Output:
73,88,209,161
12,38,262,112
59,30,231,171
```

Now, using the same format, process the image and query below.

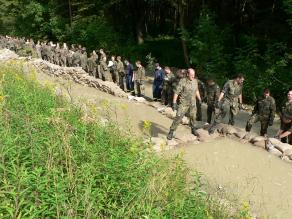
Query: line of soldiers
163,69,292,145
0,35,147,96
1,36,291,144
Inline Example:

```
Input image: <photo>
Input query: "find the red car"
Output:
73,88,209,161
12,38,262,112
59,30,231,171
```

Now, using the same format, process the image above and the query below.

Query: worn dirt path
35,71,292,218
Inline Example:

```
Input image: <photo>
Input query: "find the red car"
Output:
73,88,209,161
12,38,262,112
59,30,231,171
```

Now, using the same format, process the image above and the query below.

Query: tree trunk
178,2,190,67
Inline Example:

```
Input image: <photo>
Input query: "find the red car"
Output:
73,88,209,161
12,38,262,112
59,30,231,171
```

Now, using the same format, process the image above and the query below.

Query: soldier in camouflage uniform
35,41,42,59
196,79,206,121
167,68,202,140
161,66,175,106
80,48,88,71
116,56,125,90
276,89,292,144
245,88,276,136
100,56,112,81
87,51,98,77
54,43,61,65
205,79,220,124
110,55,119,84
72,48,81,67
134,60,146,97
208,74,245,134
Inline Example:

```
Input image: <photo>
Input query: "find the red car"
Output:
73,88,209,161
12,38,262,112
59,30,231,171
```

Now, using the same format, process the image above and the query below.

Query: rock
196,128,212,142
253,140,266,149
234,131,247,139
177,134,197,142
250,136,266,143
268,148,282,157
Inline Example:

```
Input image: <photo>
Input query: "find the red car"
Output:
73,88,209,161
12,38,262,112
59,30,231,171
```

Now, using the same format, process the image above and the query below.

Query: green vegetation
0,63,234,218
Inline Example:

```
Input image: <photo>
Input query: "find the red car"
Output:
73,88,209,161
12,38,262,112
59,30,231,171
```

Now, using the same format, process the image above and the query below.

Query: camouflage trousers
161,87,173,106
134,81,145,97
246,114,269,136
170,104,197,131
103,71,112,82
214,99,239,125
196,98,202,121
207,104,216,124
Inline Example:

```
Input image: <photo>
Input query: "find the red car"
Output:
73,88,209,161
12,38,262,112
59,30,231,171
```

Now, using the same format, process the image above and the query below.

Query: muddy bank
170,138,292,218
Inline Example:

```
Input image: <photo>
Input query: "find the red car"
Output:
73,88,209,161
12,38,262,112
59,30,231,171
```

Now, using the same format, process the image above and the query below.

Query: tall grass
0,63,232,218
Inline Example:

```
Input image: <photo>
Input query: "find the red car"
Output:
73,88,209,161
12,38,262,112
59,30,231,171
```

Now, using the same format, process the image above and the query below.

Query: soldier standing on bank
161,66,175,106
245,88,276,136
196,79,206,121
117,56,125,90
208,74,245,134
167,68,201,140
100,56,112,81
205,79,220,124
134,60,146,97
275,89,292,144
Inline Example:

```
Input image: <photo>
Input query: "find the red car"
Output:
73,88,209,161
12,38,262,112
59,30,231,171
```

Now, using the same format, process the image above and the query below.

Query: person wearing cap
245,88,276,136
275,89,292,144
153,63,165,101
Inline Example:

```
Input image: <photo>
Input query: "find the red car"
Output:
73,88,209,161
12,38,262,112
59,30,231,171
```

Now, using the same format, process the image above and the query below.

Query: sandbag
243,132,256,141
282,156,292,163
251,136,266,143
217,124,237,135
253,140,266,148
284,148,292,156
274,142,292,154
196,128,211,142
182,116,190,125
269,148,282,157
234,131,247,139
164,107,176,119
177,134,197,142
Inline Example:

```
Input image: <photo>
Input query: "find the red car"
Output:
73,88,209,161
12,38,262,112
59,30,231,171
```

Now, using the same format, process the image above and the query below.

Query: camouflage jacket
206,83,220,105
117,60,125,74
282,101,292,120
174,78,198,106
162,72,175,90
253,95,276,118
135,66,146,82
222,80,242,102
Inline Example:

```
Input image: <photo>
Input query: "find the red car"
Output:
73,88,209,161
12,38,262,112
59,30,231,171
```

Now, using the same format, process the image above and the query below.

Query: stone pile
0,49,19,61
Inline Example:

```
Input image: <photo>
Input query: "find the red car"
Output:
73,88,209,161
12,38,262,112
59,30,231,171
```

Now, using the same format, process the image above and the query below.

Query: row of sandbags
143,101,292,162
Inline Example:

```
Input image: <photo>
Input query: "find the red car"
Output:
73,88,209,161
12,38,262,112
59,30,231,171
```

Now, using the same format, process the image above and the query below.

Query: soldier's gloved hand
268,117,274,126
172,103,178,111
239,103,244,110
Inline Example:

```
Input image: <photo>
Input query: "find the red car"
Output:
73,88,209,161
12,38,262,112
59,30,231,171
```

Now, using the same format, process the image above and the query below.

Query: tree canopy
0,0,291,104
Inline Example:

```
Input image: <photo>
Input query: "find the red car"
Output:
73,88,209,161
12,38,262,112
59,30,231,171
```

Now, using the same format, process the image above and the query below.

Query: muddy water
173,139,292,218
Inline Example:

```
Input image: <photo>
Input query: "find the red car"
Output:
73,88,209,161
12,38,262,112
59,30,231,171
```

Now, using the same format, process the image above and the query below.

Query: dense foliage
0,0,291,104
0,63,235,218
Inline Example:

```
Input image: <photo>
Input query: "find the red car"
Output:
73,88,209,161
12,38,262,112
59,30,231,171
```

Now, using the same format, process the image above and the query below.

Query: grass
0,62,236,218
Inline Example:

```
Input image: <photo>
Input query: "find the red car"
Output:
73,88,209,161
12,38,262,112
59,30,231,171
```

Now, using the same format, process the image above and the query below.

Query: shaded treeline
0,0,291,104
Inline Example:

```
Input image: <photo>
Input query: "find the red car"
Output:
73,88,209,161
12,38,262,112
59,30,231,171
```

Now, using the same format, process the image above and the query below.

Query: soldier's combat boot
208,123,217,134
191,127,198,136
245,123,252,132
167,130,174,140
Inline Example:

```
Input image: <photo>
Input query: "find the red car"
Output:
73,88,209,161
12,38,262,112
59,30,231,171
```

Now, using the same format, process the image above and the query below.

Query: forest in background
0,0,291,105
